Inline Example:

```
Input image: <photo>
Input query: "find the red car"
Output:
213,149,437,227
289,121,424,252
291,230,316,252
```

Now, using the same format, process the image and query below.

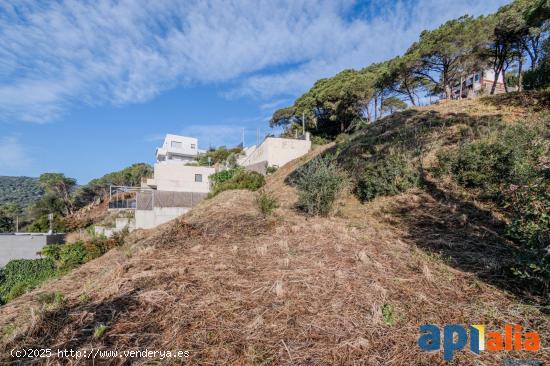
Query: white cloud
0,136,32,172
0,0,509,122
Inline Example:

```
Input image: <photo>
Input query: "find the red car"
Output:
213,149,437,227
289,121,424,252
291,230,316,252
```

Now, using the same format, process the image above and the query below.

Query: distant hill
0,176,43,208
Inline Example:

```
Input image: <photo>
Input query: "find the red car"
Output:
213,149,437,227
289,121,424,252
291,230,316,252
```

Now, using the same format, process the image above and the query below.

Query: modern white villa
135,135,216,229
101,132,311,232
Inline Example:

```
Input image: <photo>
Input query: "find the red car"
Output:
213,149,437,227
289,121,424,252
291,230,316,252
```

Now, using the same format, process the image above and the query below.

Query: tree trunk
503,69,508,93
518,57,523,92
407,88,416,105
491,68,501,95
404,81,416,106
374,98,378,121
366,104,371,122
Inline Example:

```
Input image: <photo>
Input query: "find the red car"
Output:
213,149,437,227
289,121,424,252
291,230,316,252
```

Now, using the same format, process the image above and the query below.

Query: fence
136,190,208,211
108,199,136,209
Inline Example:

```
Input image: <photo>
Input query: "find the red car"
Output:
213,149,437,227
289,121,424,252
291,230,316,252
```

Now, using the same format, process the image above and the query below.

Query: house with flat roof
155,134,200,163
136,134,216,229
104,132,312,231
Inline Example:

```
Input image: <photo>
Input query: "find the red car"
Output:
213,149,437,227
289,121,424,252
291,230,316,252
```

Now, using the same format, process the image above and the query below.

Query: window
191,143,196,149
171,141,182,148
195,174,203,182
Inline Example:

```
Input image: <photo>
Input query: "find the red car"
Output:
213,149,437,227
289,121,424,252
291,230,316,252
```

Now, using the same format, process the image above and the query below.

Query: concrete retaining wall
0,234,66,267
135,207,190,229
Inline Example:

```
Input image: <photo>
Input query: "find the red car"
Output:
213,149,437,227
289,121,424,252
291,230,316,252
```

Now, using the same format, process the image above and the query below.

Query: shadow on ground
383,179,547,305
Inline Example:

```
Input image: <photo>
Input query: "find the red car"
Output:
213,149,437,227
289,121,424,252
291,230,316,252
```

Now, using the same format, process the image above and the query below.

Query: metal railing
108,199,136,209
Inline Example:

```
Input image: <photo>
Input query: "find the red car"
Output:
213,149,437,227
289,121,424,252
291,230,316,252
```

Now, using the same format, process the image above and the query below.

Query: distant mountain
0,176,44,208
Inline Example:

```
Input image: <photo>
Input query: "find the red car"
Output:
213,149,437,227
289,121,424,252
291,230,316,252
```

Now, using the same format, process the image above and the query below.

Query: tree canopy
270,0,549,138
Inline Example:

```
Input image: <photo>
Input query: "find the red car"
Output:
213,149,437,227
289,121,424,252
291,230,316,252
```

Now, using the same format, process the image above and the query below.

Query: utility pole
241,128,245,147
48,213,53,234
302,111,305,136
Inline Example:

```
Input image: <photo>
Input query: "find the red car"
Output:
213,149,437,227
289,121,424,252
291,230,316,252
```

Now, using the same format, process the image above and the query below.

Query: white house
104,132,311,231
134,134,216,229
238,134,311,174
155,134,200,163
451,69,508,99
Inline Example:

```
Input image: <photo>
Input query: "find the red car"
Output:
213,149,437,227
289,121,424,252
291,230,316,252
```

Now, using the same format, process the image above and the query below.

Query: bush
0,231,128,304
0,258,57,304
506,183,550,293
42,233,124,272
310,135,331,145
210,169,265,197
355,151,420,202
266,166,278,175
436,124,550,293
38,291,65,307
209,168,240,186
256,191,279,216
334,133,351,144
293,156,348,216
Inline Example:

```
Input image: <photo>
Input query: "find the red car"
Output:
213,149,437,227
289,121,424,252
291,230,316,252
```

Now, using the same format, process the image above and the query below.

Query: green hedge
0,259,57,304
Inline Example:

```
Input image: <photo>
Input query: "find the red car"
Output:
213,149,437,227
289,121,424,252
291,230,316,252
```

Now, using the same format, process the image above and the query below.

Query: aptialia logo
418,323,541,361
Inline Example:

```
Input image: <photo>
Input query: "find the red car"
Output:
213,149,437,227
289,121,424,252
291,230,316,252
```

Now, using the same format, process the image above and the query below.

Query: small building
155,134,200,163
238,134,311,174
451,69,507,99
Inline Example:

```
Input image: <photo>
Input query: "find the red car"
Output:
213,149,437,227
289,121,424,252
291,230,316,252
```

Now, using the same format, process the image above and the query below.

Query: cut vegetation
0,94,548,365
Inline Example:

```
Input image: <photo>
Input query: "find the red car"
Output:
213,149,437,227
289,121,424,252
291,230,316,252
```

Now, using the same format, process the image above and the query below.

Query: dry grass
0,96,549,365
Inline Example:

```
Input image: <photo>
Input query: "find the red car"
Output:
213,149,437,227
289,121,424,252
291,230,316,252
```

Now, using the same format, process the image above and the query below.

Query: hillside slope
0,95,549,365
0,176,43,207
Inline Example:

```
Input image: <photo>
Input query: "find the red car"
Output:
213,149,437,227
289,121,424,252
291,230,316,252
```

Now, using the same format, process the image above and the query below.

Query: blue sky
0,0,508,184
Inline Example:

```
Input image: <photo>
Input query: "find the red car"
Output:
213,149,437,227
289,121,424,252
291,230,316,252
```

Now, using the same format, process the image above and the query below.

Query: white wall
0,234,65,267
135,207,190,229
483,69,505,83
240,137,311,168
149,163,215,193
162,134,198,156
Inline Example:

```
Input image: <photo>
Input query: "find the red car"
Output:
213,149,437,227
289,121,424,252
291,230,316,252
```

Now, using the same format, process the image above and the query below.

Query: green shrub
256,191,279,216
0,258,57,304
43,234,124,272
209,168,240,186
93,324,108,339
293,156,348,216
58,242,88,271
0,231,127,304
355,151,420,202
436,124,550,293
506,183,550,293
334,133,351,144
310,135,331,145
210,169,265,197
266,166,278,175
382,304,396,326
38,291,65,307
